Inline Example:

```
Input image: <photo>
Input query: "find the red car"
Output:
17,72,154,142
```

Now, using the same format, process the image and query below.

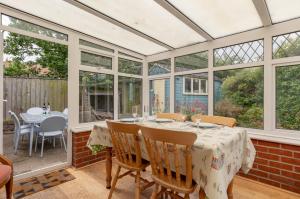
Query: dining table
20,111,67,156
87,120,256,199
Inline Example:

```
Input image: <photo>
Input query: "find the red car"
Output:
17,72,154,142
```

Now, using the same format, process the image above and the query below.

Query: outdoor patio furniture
63,108,68,115
140,125,197,199
20,111,67,156
8,111,32,154
156,113,187,122
27,107,44,115
0,155,13,199
35,116,67,157
106,120,154,199
191,115,237,127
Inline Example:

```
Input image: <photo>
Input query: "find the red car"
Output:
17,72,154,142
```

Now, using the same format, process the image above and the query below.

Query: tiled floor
1,160,299,199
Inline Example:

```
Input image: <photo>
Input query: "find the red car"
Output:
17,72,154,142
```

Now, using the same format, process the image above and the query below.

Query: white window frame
182,76,208,95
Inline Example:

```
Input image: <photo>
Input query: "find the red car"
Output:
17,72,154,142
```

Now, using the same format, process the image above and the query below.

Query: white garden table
20,111,67,156
87,121,256,199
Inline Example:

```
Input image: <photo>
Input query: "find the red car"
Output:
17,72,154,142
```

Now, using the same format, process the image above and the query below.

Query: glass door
0,30,3,155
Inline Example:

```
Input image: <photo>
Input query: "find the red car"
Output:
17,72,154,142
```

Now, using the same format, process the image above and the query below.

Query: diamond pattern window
214,40,264,67
273,31,300,59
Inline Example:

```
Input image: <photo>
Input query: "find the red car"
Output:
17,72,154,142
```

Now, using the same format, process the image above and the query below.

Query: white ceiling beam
154,0,213,41
63,0,174,51
252,0,272,26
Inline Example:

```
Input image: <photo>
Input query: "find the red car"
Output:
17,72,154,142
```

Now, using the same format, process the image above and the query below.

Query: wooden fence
3,77,68,122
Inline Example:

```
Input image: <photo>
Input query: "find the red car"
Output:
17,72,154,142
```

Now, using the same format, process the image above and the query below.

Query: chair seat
152,171,197,194
19,127,32,135
20,124,31,129
0,165,11,184
38,131,63,137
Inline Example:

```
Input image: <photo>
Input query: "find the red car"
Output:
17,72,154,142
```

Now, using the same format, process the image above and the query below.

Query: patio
0,0,300,199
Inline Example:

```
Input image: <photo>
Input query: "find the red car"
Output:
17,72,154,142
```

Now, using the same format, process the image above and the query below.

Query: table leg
199,188,206,199
106,147,112,189
227,179,234,199
29,125,34,156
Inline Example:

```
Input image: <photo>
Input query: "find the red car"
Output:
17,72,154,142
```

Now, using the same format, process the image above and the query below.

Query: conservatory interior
0,0,299,199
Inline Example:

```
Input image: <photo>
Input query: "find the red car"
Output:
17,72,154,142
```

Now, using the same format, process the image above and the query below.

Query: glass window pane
214,40,264,67
184,78,192,93
167,0,262,38
79,39,114,53
175,51,208,72
201,79,207,93
118,76,142,118
79,71,114,123
149,79,170,115
175,73,209,119
118,58,143,75
266,0,300,23
81,51,112,69
214,67,264,129
276,65,300,130
0,0,167,55
148,59,171,76
273,31,300,59
77,0,205,48
2,14,68,41
193,79,200,93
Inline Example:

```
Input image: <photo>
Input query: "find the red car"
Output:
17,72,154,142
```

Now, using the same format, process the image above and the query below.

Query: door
0,30,3,154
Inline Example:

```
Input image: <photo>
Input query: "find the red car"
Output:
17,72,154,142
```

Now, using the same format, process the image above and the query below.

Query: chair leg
14,134,20,154
53,137,56,148
135,171,141,199
60,136,63,148
35,134,39,152
5,176,13,199
151,184,159,199
108,166,121,199
40,136,45,157
61,134,67,152
184,194,190,199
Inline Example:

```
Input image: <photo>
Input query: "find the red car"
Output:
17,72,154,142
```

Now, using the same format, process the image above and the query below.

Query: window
81,51,112,69
79,39,114,53
175,51,208,72
175,73,209,117
118,76,142,118
2,14,68,41
214,67,264,129
183,77,207,95
148,59,171,76
276,64,300,130
214,40,264,67
79,71,114,123
273,31,300,59
118,58,143,75
149,79,170,115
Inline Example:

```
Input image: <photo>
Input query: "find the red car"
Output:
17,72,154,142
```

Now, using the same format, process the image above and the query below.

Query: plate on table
189,122,218,128
153,118,174,123
119,118,138,122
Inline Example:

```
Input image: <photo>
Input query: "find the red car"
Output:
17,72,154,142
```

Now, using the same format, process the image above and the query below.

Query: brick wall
239,139,300,194
72,131,107,168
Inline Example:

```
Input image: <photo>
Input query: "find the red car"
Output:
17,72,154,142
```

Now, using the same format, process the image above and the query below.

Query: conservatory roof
1,0,300,55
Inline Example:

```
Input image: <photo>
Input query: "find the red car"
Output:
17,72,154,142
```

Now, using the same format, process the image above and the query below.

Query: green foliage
215,67,264,129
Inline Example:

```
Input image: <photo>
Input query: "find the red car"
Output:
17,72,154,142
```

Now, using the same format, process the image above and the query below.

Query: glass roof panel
0,0,167,55
266,0,300,23
167,0,262,38
77,0,205,48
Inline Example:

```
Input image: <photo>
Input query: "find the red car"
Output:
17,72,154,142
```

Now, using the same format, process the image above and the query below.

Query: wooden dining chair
0,155,13,199
156,113,187,122
140,125,197,199
106,121,154,199
191,114,237,127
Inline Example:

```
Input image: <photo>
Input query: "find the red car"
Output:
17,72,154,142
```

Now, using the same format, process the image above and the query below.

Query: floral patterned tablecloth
87,121,256,199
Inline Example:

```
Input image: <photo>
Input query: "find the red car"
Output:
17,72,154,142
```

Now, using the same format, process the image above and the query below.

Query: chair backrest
106,120,142,169
191,114,237,127
40,116,66,132
63,108,68,115
140,125,197,189
27,107,43,115
8,111,20,133
156,113,187,122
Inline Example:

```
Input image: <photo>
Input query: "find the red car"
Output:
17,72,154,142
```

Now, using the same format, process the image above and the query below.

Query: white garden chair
35,116,67,157
8,111,32,154
27,107,43,115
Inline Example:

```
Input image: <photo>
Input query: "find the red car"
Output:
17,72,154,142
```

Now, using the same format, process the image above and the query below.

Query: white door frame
0,28,4,155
